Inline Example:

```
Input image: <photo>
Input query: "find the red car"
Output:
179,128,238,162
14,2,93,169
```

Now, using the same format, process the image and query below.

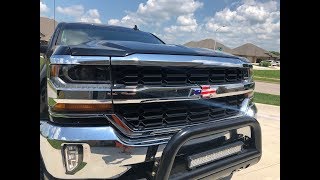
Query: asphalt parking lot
233,103,280,180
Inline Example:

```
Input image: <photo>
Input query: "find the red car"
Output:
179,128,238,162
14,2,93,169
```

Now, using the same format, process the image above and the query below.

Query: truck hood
54,40,246,61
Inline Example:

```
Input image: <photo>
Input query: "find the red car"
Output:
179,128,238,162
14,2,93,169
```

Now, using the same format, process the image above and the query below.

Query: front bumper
40,110,260,179
40,121,170,179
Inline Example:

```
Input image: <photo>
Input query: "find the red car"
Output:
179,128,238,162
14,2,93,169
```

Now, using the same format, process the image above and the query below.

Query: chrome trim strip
113,97,201,104
112,82,254,104
49,111,106,118
112,90,252,104
51,99,112,104
50,55,110,65
112,85,199,92
40,121,170,146
111,54,249,67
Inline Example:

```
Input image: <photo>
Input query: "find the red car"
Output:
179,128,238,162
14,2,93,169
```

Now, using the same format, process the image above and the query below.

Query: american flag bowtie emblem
191,85,217,99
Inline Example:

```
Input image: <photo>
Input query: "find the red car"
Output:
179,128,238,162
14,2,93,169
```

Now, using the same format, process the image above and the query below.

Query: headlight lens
50,65,110,84
48,64,112,112
243,66,253,79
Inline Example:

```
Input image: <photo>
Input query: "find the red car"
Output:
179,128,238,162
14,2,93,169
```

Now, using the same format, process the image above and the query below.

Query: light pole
214,25,226,51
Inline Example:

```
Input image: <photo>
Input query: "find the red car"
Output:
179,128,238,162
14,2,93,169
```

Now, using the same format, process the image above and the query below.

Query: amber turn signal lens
53,103,112,112
50,65,60,77
111,115,130,131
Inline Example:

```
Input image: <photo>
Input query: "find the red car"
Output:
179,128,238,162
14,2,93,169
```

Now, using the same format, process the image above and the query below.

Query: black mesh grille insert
114,95,245,130
112,66,248,86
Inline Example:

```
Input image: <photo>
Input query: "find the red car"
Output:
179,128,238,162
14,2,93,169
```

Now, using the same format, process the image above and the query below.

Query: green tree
269,51,280,56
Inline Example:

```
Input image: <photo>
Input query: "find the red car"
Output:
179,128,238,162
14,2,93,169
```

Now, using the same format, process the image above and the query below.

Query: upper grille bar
112,66,248,87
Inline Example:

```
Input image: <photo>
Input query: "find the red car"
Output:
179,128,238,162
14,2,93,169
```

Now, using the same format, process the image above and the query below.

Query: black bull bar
154,116,262,180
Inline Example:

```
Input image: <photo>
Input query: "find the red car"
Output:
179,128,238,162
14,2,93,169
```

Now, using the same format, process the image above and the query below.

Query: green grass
47,139,63,149
253,70,280,84
254,92,280,106
40,57,45,70
254,77,280,84
253,70,280,79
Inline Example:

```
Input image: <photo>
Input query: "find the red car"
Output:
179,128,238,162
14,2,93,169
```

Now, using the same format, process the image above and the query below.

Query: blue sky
41,0,280,51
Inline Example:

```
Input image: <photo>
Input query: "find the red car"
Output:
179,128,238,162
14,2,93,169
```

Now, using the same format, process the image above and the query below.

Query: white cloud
80,9,101,23
56,5,101,24
137,0,203,20
66,0,279,51
204,0,280,50
57,5,84,17
177,14,197,26
153,0,280,51
164,14,198,33
107,0,203,28
108,19,120,25
108,14,146,27
40,2,49,15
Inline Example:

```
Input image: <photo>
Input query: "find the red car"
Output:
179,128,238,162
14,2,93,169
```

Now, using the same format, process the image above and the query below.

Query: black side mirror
40,45,48,54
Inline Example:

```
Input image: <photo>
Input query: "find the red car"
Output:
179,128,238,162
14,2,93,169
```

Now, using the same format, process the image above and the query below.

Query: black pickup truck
40,22,261,180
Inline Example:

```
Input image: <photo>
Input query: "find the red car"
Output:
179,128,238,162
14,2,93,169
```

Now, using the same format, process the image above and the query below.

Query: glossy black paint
48,22,245,60
62,40,241,58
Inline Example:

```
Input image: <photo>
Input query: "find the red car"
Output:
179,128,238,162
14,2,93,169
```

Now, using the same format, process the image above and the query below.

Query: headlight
50,65,110,84
249,66,253,78
48,64,112,113
243,66,253,80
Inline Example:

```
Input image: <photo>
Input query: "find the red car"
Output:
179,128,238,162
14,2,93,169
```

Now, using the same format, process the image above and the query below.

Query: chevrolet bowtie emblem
190,85,217,99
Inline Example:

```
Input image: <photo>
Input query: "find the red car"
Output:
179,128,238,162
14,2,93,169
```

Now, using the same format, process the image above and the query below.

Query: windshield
57,25,164,46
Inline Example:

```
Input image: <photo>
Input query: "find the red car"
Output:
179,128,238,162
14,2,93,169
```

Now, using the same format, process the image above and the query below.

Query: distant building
40,32,45,38
232,43,279,63
40,17,58,45
40,32,45,45
184,39,234,54
184,39,279,63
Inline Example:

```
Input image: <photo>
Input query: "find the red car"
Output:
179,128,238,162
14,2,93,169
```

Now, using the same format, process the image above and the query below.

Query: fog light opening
63,144,83,174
